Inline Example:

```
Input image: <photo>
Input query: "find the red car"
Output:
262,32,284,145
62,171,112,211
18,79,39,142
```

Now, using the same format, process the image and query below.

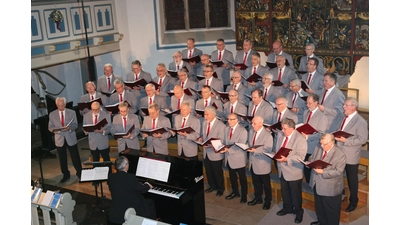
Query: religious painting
236,12,253,48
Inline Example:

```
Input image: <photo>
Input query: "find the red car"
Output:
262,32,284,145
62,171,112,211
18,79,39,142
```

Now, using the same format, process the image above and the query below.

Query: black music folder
243,73,261,83
169,126,195,134
182,55,200,64
296,123,317,135
301,81,311,92
101,89,116,97
266,59,289,69
235,143,263,151
112,125,135,139
78,97,103,111
332,130,354,138
193,137,218,146
263,147,292,159
149,81,161,90
212,89,229,100
167,70,178,78
82,118,108,132
140,127,169,135
298,159,332,169
263,122,282,130
53,119,74,132
272,80,284,86
141,107,149,116
124,79,148,88
211,60,224,67
234,63,248,70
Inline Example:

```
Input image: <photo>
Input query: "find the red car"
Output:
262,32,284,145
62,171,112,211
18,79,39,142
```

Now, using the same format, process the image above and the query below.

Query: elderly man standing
298,43,325,75
211,38,234,90
97,63,123,105
266,41,294,69
334,97,368,213
169,51,194,79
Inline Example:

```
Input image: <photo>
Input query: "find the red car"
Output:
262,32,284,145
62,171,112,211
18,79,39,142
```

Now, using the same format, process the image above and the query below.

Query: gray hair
205,105,217,115
115,156,129,171
56,97,66,105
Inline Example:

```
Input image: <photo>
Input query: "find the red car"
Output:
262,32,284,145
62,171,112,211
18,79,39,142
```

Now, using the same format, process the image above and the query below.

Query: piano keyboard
148,185,185,199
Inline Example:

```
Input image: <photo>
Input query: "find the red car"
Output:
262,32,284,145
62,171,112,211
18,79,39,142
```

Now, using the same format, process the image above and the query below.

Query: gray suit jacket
286,90,308,122
126,70,152,102
243,65,269,89
301,71,324,97
139,95,167,116
275,131,307,181
201,118,225,161
171,95,195,114
141,115,171,155
266,51,294,69
247,100,274,125
175,79,198,100
109,91,139,114
211,49,234,85
309,145,346,196
111,114,141,152
335,113,368,164
79,92,107,114
223,124,248,169
234,49,253,76
272,108,298,125
298,55,325,76
248,128,273,175
226,83,251,106
83,111,111,150
152,75,176,106
320,87,345,132
168,61,194,80
301,108,328,154
97,74,123,105
269,66,298,96
182,48,203,76
48,108,78,147
222,101,248,128
255,85,282,104
174,114,201,157
198,77,224,92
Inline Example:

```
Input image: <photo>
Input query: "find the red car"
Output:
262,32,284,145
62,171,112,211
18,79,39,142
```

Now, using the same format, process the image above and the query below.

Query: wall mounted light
44,45,55,55
93,37,103,45
114,33,124,42
70,41,81,49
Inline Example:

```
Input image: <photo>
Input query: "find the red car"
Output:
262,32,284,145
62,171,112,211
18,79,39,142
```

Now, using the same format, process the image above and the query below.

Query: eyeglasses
227,118,237,120
204,70,213,73
343,104,355,107
321,142,332,147
228,95,237,97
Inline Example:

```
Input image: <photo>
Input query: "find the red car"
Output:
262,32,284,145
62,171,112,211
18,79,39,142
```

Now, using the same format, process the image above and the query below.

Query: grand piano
122,151,206,225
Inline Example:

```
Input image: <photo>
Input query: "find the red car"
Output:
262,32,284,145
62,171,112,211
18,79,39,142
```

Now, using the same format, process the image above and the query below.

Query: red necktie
149,97,153,105
94,114,98,124
230,105,234,113
181,82,185,88
152,119,156,130
263,88,268,100
206,122,211,137
292,93,297,106
159,78,163,87
135,74,138,80
177,65,180,70
252,104,258,116
181,117,186,128
308,57,310,61
340,115,348,130
123,117,127,131
243,52,247,64
307,73,312,85
218,51,222,60
282,137,289,148
107,77,111,91
204,99,208,108
119,94,123,102
320,90,328,105
322,151,327,160
306,111,313,123
189,50,192,58
91,95,94,101
206,79,209,86
277,112,282,122
229,128,233,139
253,67,256,74
61,111,64,127
278,69,282,81
233,84,237,90
177,98,181,109
252,131,257,146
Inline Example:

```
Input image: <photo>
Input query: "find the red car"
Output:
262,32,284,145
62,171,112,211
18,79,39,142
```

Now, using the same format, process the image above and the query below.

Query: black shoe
247,199,262,206
216,191,224,196
60,176,70,183
295,214,303,223
240,196,247,203
310,221,320,225
276,209,293,216
263,202,271,210
205,187,214,193
225,192,240,200
345,204,357,212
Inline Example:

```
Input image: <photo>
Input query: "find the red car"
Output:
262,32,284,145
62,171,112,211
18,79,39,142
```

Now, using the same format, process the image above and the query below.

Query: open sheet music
81,167,109,181
136,157,171,182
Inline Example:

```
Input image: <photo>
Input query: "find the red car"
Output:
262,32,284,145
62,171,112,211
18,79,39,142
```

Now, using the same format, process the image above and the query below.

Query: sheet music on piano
136,157,171,183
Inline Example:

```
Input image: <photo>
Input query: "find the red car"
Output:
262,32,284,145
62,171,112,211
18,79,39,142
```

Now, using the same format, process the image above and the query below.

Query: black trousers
250,168,272,203
204,155,224,192
57,141,82,178
280,175,303,215
303,153,312,184
91,147,111,162
314,186,342,225
345,163,359,206
227,162,247,196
